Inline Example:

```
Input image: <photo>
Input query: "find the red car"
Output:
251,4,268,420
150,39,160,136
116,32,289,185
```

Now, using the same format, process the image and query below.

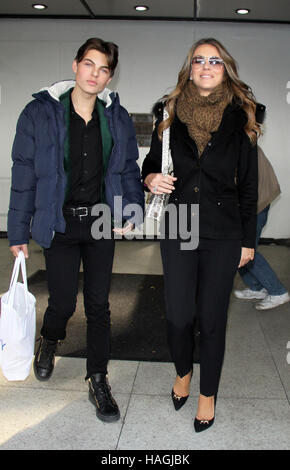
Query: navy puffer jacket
8,81,144,248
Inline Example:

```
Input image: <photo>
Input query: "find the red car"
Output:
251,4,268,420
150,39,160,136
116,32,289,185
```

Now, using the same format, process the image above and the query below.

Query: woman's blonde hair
158,37,261,144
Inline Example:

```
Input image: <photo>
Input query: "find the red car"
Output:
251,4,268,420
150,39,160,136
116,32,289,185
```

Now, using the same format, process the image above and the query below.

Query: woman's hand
144,173,177,195
238,247,255,268
10,244,29,258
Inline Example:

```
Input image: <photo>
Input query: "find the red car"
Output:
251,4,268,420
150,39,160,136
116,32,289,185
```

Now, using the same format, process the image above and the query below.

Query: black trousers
41,213,115,379
160,237,241,396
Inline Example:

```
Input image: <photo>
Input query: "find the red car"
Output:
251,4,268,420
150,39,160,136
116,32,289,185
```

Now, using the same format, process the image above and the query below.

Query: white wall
0,18,289,237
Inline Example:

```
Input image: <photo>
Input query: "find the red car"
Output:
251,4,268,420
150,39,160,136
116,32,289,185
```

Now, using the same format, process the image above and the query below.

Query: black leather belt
63,206,94,219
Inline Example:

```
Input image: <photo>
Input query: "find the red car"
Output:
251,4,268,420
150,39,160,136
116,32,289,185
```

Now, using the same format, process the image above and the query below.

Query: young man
8,38,144,422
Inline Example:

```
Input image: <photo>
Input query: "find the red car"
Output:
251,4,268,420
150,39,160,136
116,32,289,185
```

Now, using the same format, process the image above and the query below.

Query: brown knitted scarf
176,82,229,156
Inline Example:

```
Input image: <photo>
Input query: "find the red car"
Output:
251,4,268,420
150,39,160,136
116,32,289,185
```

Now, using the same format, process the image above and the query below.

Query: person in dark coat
8,38,144,423
142,38,260,432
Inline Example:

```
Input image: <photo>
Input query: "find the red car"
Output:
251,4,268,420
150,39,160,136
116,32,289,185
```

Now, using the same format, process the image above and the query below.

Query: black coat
142,103,258,248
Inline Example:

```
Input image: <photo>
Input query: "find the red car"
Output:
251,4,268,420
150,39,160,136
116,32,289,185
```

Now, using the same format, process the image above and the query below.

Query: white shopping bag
0,251,36,381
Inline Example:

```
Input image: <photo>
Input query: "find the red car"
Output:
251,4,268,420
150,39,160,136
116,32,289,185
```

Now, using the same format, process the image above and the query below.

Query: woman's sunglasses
192,56,224,69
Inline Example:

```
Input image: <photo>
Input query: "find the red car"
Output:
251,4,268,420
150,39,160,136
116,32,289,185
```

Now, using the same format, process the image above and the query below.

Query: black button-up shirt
65,96,103,207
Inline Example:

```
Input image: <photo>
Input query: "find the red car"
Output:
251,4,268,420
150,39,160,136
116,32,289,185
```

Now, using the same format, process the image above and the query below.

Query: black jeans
41,213,115,378
160,237,241,396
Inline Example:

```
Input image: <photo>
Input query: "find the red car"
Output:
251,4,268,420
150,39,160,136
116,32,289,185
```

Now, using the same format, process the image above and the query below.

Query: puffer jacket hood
33,80,117,108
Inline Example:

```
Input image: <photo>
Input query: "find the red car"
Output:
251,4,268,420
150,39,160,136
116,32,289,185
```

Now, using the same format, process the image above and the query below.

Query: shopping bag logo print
0,251,36,381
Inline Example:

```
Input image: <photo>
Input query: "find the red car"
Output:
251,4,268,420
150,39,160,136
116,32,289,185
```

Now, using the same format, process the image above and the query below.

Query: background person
235,145,289,309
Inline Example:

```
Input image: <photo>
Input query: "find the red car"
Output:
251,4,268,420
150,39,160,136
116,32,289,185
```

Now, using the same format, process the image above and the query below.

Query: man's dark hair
75,38,119,76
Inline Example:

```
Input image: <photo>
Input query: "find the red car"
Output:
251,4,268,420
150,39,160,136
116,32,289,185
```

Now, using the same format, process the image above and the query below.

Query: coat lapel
171,114,199,156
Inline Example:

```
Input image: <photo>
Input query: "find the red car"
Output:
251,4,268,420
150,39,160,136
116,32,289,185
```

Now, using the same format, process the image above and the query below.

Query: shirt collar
70,93,99,122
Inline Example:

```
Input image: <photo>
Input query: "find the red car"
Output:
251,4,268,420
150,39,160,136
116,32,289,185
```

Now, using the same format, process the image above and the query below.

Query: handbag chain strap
161,108,173,175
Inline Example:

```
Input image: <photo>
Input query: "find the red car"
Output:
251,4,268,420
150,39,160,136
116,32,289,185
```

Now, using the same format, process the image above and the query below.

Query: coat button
194,186,199,192
208,142,212,146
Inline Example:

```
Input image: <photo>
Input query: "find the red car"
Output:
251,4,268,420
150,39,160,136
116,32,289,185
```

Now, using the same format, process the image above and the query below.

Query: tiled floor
0,239,290,450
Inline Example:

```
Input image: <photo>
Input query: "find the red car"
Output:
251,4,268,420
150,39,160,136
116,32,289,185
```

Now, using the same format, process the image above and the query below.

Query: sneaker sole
234,292,267,300
235,296,266,300
255,299,290,310
88,391,120,423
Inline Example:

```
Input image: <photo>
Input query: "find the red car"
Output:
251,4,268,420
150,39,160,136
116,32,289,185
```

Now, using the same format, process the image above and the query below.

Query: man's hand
238,247,254,268
113,222,135,235
10,244,29,258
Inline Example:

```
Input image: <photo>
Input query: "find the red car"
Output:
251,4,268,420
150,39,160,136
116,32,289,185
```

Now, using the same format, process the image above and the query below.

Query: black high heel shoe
171,389,189,411
194,416,215,433
194,395,216,433
171,371,193,411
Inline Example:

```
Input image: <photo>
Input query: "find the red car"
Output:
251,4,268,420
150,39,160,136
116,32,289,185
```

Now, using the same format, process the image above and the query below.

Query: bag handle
161,108,173,175
7,251,29,310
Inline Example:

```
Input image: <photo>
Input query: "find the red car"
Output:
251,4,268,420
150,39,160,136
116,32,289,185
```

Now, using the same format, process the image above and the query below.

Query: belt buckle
77,206,88,220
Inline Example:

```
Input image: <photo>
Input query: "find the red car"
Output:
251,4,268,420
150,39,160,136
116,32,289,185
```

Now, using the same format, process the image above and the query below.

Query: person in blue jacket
8,38,144,423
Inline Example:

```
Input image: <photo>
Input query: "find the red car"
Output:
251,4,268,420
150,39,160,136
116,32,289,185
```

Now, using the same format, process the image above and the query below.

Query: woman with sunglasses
142,38,260,432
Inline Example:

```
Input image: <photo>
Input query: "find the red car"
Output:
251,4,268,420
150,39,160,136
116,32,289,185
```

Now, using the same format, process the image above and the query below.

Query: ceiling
0,0,290,23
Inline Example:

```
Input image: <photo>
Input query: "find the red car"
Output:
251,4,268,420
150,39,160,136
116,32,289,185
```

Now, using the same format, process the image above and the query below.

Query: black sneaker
33,337,59,381
88,373,120,423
